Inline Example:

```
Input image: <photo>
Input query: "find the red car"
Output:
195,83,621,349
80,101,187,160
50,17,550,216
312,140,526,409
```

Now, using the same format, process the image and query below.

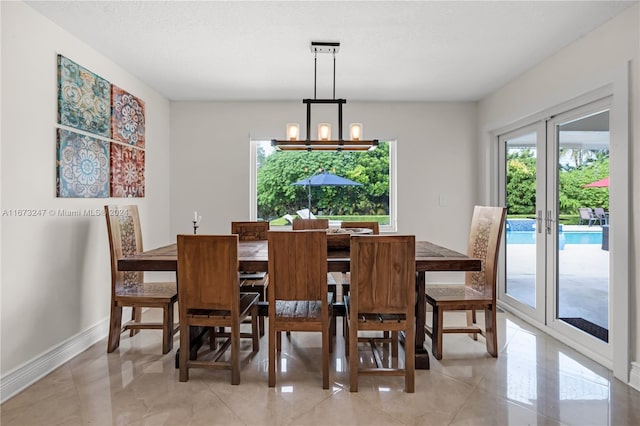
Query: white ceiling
26,1,636,102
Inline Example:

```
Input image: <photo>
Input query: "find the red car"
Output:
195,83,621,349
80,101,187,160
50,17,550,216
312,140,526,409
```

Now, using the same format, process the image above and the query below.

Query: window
250,140,397,232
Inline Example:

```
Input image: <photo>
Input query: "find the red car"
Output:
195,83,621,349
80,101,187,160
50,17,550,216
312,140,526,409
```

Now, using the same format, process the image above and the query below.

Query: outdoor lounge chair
594,208,608,225
578,208,598,226
296,208,317,219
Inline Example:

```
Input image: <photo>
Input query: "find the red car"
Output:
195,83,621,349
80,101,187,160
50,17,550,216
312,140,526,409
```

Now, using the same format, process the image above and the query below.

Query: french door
498,97,611,362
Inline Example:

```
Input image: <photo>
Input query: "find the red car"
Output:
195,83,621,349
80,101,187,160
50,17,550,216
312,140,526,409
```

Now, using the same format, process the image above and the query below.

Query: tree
506,149,537,214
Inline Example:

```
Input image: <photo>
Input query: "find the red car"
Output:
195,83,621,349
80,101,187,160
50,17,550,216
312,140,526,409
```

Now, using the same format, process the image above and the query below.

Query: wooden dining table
118,239,480,369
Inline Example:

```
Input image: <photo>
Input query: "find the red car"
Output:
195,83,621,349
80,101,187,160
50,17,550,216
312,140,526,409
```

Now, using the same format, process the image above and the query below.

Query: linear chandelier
272,41,378,152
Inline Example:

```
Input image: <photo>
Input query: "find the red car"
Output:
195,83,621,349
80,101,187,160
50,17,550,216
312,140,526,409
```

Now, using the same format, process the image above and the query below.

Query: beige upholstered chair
425,205,507,359
105,205,178,354
267,230,333,389
346,235,416,392
177,235,260,384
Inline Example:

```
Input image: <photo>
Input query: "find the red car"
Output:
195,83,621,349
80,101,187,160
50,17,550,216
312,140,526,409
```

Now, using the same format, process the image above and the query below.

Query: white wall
169,101,478,257
1,2,172,376
477,5,639,378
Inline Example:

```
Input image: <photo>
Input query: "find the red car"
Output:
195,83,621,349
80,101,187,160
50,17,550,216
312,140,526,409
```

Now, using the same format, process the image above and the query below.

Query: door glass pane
505,131,538,308
556,110,610,342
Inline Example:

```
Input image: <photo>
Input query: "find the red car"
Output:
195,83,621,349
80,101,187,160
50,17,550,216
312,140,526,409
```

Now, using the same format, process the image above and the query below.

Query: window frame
250,139,397,232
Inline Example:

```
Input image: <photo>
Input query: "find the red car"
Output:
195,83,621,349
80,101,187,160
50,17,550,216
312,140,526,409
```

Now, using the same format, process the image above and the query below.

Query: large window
250,140,396,232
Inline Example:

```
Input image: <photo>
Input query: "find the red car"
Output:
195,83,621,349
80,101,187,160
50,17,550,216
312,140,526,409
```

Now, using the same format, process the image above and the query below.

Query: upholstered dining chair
425,205,507,360
231,221,269,335
176,234,260,384
104,205,178,354
267,230,333,389
345,235,416,392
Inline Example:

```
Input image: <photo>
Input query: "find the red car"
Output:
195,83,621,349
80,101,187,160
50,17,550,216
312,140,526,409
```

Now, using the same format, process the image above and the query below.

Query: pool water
507,231,602,245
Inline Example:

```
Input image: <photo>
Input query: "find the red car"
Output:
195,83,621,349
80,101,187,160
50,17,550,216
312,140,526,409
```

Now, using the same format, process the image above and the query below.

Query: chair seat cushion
425,285,492,303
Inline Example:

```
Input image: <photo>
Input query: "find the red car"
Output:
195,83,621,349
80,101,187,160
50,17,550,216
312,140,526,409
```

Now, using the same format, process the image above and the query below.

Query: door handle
537,210,543,234
546,210,553,235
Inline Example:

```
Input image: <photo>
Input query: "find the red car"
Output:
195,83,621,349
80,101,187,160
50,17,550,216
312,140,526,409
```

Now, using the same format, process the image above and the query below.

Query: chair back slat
177,235,239,313
268,230,327,301
292,218,329,230
341,221,380,234
231,221,269,241
351,235,415,314
465,206,507,299
105,205,144,294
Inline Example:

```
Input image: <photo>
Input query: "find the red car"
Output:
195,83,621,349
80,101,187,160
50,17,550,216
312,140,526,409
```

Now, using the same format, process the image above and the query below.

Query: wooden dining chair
345,235,416,392
290,217,339,335
105,205,178,354
176,234,260,384
292,218,329,230
231,221,269,335
267,230,333,389
339,221,380,297
425,205,507,360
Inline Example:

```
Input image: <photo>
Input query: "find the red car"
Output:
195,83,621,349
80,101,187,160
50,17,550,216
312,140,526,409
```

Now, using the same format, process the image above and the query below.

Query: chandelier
272,41,378,152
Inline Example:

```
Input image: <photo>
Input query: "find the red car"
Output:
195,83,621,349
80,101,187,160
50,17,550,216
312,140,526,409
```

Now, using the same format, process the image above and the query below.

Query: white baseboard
1,318,109,404
630,361,640,391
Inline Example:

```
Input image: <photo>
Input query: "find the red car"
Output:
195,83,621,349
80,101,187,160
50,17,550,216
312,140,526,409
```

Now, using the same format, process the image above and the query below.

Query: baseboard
630,361,640,391
0,318,109,404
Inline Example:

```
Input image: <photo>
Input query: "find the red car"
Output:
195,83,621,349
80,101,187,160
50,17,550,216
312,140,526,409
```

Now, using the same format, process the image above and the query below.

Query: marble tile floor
2,310,639,426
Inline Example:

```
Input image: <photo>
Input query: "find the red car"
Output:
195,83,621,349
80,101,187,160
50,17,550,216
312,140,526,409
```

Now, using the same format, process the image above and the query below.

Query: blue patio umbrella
292,171,362,213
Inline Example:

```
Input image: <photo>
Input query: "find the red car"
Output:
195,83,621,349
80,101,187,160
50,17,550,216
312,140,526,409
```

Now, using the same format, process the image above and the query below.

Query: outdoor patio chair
296,208,317,219
594,208,608,225
578,207,598,226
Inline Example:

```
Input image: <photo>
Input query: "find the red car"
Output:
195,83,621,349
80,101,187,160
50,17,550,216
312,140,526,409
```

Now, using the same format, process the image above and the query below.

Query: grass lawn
269,215,389,226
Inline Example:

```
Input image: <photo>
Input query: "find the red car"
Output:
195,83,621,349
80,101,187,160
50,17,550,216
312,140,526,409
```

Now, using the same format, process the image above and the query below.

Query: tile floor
2,310,639,426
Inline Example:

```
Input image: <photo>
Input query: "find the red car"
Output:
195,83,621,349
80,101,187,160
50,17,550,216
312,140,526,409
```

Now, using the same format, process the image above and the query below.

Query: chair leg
392,331,399,360
179,323,190,382
432,306,444,360
231,321,240,385
251,305,260,352
484,306,498,357
349,321,358,392
344,317,350,356
466,309,478,341
209,327,217,350
107,304,123,353
130,307,141,336
329,313,334,354
405,322,415,393
268,319,276,387
162,304,174,354
322,323,330,389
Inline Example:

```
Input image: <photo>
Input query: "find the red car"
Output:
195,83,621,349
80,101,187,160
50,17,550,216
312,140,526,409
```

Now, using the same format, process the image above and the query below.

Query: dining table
118,239,480,369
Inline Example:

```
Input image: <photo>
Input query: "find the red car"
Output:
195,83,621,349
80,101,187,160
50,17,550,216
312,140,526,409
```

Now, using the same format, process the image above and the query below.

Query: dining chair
104,205,178,354
339,221,380,297
345,235,416,392
290,218,338,335
231,221,269,335
267,230,333,389
292,218,329,230
176,234,260,384
424,205,507,360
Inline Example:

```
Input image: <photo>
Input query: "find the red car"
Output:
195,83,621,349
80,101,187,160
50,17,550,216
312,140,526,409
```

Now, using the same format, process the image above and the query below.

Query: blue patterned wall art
57,128,110,198
57,55,111,137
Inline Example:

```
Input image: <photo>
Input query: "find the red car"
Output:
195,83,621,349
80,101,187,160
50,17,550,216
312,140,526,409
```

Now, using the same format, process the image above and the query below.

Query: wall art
57,128,110,198
57,55,111,137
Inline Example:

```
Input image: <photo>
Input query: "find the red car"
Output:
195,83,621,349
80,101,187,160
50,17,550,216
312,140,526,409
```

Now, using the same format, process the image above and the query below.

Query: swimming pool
507,230,602,245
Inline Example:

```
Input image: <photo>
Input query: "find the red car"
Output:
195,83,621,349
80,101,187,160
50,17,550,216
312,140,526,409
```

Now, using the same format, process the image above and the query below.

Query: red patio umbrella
583,177,609,188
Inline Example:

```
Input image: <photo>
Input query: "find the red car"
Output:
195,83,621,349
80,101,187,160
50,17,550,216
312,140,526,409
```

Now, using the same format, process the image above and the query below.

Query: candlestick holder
192,221,199,235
